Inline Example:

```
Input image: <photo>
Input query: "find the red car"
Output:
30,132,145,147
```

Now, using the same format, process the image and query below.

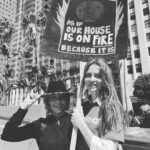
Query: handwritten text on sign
59,20,115,55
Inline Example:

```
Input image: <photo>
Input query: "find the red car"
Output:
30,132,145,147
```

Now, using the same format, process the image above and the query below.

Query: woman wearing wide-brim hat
1,80,74,150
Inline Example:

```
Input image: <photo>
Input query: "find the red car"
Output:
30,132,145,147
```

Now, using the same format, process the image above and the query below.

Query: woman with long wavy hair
71,58,127,150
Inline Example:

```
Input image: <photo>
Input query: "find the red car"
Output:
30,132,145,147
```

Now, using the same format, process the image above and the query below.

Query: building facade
1,0,150,98
0,0,17,21
9,0,79,79
0,0,17,75
126,0,150,96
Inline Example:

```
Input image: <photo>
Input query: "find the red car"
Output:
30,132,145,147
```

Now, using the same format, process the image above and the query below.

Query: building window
129,1,134,9
142,0,148,4
127,65,133,74
145,19,150,28
134,50,140,58
131,24,137,32
143,7,149,16
136,64,142,73
148,47,150,55
127,51,132,60
130,12,135,20
16,15,19,22
146,33,150,41
50,59,54,65
133,36,139,45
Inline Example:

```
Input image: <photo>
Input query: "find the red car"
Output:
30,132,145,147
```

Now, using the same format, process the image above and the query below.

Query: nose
90,74,96,82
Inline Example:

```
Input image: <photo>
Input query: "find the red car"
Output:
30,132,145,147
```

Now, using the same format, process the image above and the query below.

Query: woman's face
84,64,103,95
48,95,67,115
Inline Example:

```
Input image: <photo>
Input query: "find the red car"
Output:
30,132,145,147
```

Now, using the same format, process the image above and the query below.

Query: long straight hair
80,58,127,136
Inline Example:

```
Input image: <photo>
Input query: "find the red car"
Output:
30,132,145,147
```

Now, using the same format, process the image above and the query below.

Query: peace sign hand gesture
20,90,41,110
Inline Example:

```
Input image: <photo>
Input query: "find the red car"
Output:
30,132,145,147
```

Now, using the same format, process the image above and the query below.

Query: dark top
141,113,150,128
1,108,72,150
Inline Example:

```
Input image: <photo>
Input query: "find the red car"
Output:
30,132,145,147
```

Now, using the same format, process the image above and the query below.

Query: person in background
1,80,73,150
140,103,150,128
128,110,141,127
71,58,128,150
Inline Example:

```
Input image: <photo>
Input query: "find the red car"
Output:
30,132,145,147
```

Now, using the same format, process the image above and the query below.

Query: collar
93,97,101,107
46,112,70,127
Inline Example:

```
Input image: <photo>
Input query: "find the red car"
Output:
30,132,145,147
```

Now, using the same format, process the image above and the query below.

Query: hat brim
41,92,75,97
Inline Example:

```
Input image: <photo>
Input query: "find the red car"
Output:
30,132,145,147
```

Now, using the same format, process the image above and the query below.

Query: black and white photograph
0,0,150,150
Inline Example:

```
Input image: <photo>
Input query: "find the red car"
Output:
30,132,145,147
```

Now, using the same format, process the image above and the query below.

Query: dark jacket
141,113,150,128
1,108,72,150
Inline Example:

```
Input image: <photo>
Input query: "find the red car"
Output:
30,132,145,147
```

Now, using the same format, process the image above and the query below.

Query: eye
85,73,91,78
94,74,102,79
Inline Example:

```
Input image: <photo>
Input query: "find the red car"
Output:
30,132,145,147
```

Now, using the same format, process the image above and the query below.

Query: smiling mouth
54,105,62,109
89,84,96,87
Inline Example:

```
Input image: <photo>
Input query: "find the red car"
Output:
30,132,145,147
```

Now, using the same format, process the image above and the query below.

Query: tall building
0,0,17,75
0,0,17,21
9,0,55,78
10,0,79,79
3,0,150,98
126,0,150,96
8,0,24,78
9,0,41,78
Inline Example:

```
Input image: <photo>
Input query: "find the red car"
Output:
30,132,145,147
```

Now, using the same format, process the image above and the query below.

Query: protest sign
41,0,127,61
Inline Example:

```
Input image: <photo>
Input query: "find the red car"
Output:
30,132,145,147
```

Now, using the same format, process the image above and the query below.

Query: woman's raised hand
71,106,85,128
20,89,41,110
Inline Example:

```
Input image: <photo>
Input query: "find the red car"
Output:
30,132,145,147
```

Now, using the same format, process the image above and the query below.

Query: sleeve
90,136,119,150
103,128,124,143
89,121,124,150
142,115,150,128
90,109,124,150
1,108,41,142
102,119,124,143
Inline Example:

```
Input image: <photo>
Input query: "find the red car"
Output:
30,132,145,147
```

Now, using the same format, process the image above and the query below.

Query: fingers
71,106,84,120
71,109,78,127
29,90,41,101
71,106,85,128
24,89,41,104
72,106,83,115
21,90,41,110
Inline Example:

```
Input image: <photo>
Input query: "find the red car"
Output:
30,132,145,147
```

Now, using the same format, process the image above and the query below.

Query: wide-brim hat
41,80,74,97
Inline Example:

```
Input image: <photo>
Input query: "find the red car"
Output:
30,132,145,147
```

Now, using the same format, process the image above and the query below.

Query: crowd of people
1,58,150,150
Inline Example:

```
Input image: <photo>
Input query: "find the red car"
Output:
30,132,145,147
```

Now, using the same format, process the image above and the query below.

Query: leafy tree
133,74,150,99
